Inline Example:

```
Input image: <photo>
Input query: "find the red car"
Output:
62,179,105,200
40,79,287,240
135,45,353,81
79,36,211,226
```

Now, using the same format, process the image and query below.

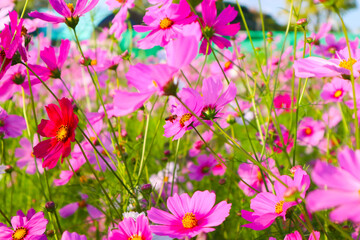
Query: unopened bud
219,178,226,185
226,114,236,125
306,37,314,44
164,150,171,156
5,165,13,173
290,165,302,175
267,31,273,38
45,201,56,212
46,230,55,237
141,184,152,195
296,18,308,27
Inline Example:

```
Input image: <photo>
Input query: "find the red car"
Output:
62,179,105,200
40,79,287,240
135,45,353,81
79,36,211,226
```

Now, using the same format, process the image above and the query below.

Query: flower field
0,0,359,239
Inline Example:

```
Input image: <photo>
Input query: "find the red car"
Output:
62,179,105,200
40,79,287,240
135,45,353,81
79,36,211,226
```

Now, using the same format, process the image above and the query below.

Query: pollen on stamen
56,125,69,142
179,113,192,127
334,90,343,98
339,58,357,71
160,17,174,29
12,227,28,240
67,3,75,13
275,200,284,214
182,212,198,228
129,234,143,240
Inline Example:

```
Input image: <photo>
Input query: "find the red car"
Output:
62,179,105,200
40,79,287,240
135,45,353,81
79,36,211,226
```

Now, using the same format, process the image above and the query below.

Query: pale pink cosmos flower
322,106,342,128
238,156,280,196
241,169,310,230
320,78,351,102
294,46,360,79
53,156,85,186
108,215,152,240
297,117,325,147
147,190,231,239
306,147,360,223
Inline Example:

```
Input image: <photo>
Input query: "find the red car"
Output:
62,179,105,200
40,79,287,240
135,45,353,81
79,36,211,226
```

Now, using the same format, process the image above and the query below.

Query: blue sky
232,0,360,33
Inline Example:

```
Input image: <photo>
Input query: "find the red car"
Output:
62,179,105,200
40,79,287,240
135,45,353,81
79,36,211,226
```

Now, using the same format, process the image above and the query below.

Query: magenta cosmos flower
0,107,26,139
28,0,99,28
320,77,351,102
147,190,231,239
163,88,204,140
61,231,87,240
0,11,26,80
282,231,320,240
306,147,360,223
294,46,360,79
297,117,325,147
59,193,104,219
273,93,294,115
199,0,240,55
108,214,152,240
0,210,48,240
241,168,310,230
188,154,217,181
237,156,280,196
133,0,196,49
33,98,79,169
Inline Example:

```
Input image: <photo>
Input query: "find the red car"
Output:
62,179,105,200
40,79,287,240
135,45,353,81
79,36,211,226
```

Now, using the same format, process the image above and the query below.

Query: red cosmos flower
33,98,79,169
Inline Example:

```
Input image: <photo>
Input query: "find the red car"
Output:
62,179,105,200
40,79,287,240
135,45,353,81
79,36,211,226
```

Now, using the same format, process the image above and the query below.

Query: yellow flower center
152,80,158,88
128,235,143,240
334,90,343,98
305,127,312,135
160,17,174,29
224,61,232,69
90,59,97,66
12,227,28,240
31,151,35,158
56,125,69,142
275,200,284,214
182,212,197,228
67,3,75,13
339,58,357,71
163,176,169,182
179,113,192,127
256,170,263,182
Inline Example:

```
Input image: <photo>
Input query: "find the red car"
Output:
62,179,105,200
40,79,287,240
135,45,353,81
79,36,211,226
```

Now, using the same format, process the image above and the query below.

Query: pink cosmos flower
238,156,280,196
294,46,360,79
283,231,320,240
200,76,237,121
322,106,342,128
61,231,87,240
59,193,104,219
40,39,70,79
188,154,217,181
163,88,204,140
28,0,99,27
147,190,231,239
189,130,213,157
0,210,48,240
273,93,293,115
297,117,325,147
306,147,360,223
53,157,85,186
108,0,135,38
134,0,196,49
0,107,26,138
113,63,178,116
108,214,152,240
314,34,358,58
241,169,310,230
199,0,240,55
0,11,26,80
0,64,49,101
15,138,44,175
320,78,351,102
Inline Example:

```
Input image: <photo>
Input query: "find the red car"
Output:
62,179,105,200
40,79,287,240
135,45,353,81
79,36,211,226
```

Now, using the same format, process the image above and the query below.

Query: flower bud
290,165,302,175
219,178,226,185
5,165,13,173
46,230,55,237
296,18,308,27
45,201,56,212
141,184,152,195
226,114,236,125
306,37,314,44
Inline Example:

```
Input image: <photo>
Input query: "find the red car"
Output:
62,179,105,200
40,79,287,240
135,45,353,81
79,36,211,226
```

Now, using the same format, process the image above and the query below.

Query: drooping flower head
199,0,240,55
147,190,231,239
33,97,79,169
28,0,99,28
108,214,152,240
0,209,48,240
